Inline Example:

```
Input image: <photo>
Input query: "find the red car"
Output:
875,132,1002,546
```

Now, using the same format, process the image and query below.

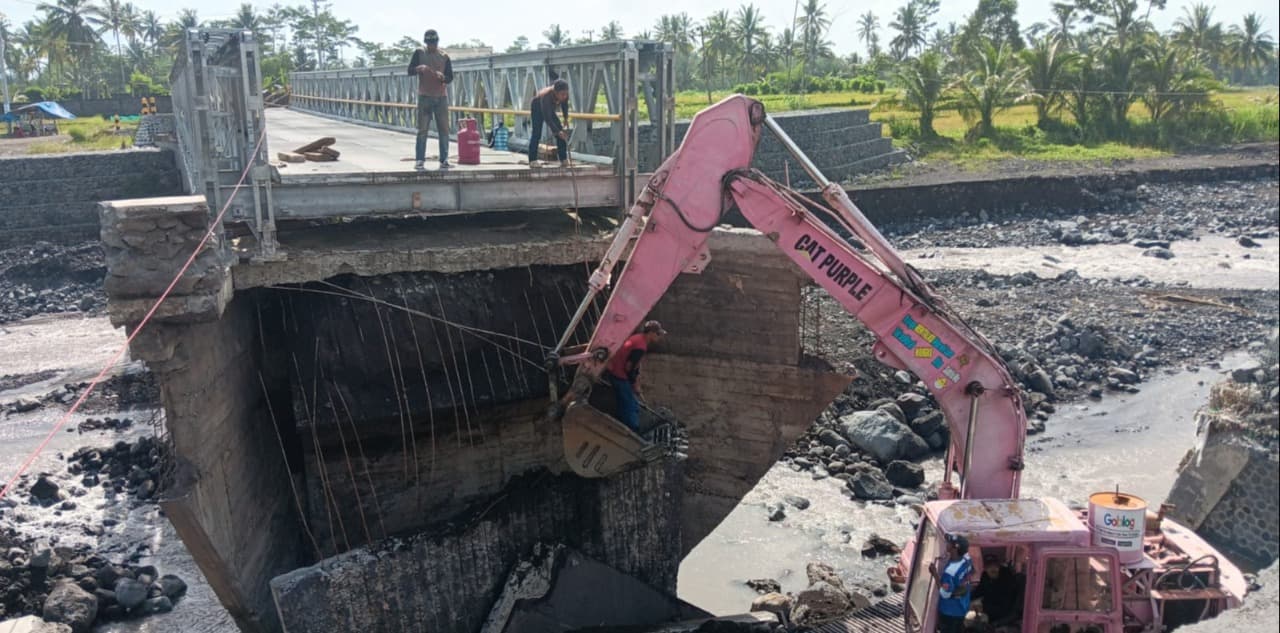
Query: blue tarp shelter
16,101,78,119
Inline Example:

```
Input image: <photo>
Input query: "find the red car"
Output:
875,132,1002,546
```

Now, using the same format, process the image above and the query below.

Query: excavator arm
552,96,1026,501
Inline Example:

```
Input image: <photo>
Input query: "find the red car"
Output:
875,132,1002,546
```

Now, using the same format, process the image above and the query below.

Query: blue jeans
608,375,640,432
416,95,450,163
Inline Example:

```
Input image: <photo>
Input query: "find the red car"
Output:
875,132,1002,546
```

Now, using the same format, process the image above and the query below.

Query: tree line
2,0,1276,144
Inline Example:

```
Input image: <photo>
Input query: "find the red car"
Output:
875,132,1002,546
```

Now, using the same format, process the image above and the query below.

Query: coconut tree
139,10,161,56
732,3,768,83
1172,3,1225,67
599,21,623,42
897,50,946,138
38,0,104,91
1020,34,1077,128
542,24,567,48
797,0,830,69
1140,35,1214,125
857,11,880,58
92,0,133,89
953,40,1029,139
1228,13,1276,78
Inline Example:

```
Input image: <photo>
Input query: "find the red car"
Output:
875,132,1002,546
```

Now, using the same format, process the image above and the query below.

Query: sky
4,0,1279,59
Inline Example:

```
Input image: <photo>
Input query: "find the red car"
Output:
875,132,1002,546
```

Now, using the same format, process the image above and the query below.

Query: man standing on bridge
408,29,454,171
527,79,571,168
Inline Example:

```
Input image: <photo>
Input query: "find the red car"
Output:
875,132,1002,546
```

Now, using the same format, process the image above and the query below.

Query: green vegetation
23,115,139,154
2,0,1276,165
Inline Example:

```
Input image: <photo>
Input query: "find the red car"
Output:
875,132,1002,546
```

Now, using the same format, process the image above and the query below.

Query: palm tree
38,0,104,91
163,8,199,55
92,0,131,89
897,50,946,138
953,40,1029,139
1173,3,1224,67
1020,35,1077,128
1094,0,1151,130
1140,36,1213,125
704,10,735,88
599,21,623,42
1048,2,1077,45
1228,13,1276,76
139,10,161,56
655,13,696,85
857,11,880,58
542,24,567,48
231,3,262,37
796,0,830,68
889,3,930,60
732,3,768,83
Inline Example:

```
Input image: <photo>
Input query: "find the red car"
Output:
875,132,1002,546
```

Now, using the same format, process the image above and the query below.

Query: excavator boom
553,96,1026,500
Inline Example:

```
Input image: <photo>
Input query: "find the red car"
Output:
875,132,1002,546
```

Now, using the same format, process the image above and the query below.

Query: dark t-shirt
607,334,648,382
532,86,570,135
974,567,1021,622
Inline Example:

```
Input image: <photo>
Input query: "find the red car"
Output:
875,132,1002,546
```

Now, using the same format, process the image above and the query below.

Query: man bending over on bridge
408,29,454,171
528,79,571,168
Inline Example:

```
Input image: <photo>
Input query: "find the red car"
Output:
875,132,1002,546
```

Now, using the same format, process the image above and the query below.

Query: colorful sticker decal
902,315,955,358
934,377,950,389
892,328,917,350
943,367,961,383
915,348,934,359
932,357,944,369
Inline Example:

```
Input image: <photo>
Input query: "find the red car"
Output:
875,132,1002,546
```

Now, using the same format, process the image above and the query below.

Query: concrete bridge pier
100,196,850,631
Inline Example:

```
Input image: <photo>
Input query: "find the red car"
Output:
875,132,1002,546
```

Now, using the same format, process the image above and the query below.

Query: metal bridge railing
169,28,280,259
289,41,675,207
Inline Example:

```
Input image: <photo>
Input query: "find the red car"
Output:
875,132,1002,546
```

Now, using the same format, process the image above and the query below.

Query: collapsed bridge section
101,197,850,631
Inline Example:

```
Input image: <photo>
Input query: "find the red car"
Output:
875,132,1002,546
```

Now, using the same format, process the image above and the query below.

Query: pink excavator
548,96,1249,632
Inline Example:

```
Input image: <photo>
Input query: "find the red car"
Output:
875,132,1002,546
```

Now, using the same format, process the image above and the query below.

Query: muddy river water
678,353,1252,615
2,344,1246,631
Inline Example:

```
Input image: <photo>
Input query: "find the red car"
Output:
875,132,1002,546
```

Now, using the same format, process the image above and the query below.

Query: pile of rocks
747,562,871,628
0,242,105,324
65,436,165,504
0,536,188,632
884,180,1279,251
784,391,942,504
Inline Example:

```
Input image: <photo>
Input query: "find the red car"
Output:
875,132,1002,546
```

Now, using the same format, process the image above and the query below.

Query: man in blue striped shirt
929,534,974,633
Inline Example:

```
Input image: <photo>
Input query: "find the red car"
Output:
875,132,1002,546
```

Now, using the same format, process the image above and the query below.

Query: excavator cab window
905,518,941,631
1030,551,1122,633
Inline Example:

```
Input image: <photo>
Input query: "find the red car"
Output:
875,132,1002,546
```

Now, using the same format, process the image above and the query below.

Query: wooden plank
293,137,336,154
277,152,306,163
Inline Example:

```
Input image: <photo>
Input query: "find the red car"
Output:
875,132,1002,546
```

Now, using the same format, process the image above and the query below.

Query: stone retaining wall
0,149,184,247
1166,377,1280,571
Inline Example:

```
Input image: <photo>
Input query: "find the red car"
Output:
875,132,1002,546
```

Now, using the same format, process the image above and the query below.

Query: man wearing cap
604,320,667,433
929,534,974,633
407,29,454,171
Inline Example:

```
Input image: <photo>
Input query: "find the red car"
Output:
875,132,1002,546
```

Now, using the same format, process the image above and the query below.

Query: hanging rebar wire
332,387,389,540
359,279,413,480
434,286,482,445
281,282,547,358
291,351,341,553
397,285,434,488
256,371,324,560
310,340,352,553
426,311,466,448
385,300,420,483
322,380,374,547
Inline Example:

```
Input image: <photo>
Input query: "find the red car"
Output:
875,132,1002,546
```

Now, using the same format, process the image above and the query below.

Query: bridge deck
258,108,627,220
266,108,595,176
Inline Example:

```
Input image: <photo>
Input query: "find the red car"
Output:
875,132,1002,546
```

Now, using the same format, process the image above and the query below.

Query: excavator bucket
562,402,663,478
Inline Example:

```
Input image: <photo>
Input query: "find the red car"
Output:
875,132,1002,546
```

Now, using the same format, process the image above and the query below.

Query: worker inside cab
973,553,1025,631
930,533,974,633
605,320,667,433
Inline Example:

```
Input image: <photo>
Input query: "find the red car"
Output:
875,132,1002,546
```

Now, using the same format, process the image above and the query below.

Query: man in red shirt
605,320,667,432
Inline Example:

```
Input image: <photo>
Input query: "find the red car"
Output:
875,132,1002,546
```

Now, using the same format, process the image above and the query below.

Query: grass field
17,116,140,154
669,85,1279,164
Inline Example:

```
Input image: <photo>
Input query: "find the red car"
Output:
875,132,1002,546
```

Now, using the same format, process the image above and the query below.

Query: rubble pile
0,242,105,324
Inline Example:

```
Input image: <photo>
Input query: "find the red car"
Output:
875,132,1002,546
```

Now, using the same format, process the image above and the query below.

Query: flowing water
677,353,1252,615
0,315,1252,629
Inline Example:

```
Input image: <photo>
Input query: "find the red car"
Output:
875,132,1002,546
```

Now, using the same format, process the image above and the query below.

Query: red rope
0,129,267,501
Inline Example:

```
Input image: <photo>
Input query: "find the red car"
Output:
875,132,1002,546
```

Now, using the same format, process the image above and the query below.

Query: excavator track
813,593,907,633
